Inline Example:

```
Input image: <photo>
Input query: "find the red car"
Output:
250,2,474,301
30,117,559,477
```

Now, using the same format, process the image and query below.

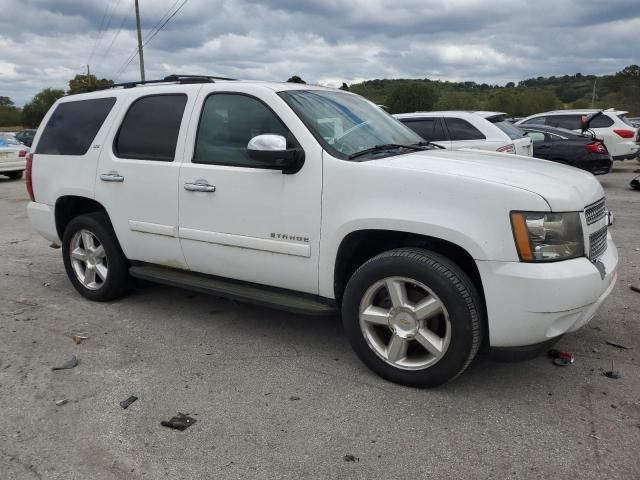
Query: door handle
184,179,216,193
100,171,125,182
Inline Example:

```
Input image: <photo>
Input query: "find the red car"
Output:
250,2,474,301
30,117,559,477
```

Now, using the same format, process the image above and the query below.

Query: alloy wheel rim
359,276,451,370
70,229,108,290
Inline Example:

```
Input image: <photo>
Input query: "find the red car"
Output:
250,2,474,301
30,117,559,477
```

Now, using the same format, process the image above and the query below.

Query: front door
178,88,323,294
95,89,195,268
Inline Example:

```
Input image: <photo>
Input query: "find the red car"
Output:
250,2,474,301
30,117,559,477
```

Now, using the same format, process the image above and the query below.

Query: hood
370,149,604,211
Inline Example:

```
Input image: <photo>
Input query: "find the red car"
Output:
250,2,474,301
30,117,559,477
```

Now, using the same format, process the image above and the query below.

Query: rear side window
115,94,187,161
36,98,116,155
401,118,448,142
444,117,485,141
546,115,581,130
590,115,614,128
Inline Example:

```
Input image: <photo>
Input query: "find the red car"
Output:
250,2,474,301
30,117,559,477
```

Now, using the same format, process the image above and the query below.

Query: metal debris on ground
547,349,574,366
344,455,359,462
630,284,640,294
603,371,621,379
55,399,68,406
160,413,197,431
120,396,138,409
51,355,79,371
72,335,89,344
606,340,630,350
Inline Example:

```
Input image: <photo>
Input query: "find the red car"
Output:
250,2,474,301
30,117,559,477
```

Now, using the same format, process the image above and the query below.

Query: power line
113,0,184,80
113,0,191,81
97,1,133,69
86,1,112,67
88,0,123,66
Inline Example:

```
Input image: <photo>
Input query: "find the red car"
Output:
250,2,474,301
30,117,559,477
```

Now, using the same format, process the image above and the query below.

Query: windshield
280,90,424,159
618,114,635,127
494,121,526,140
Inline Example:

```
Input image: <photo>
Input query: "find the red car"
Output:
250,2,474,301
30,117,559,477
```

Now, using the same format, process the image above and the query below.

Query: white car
395,111,533,156
516,109,640,160
26,76,617,387
0,133,28,180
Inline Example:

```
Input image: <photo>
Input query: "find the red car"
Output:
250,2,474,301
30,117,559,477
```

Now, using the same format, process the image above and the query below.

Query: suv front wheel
342,248,482,387
62,212,130,301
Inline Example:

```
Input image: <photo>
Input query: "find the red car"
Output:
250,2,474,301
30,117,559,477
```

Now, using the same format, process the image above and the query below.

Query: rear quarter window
590,115,614,128
36,97,116,155
444,117,485,140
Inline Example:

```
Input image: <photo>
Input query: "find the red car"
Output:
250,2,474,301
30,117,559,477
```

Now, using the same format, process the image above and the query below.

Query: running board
129,264,337,316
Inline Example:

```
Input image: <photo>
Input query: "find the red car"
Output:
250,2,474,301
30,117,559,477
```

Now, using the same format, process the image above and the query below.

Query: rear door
400,117,451,148
94,88,197,268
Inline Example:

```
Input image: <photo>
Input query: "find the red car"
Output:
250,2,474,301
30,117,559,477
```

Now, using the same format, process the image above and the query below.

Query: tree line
349,65,640,115
0,74,112,128
2,66,638,129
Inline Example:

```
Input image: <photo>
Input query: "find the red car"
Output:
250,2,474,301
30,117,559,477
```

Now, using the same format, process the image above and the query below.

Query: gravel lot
1,163,639,480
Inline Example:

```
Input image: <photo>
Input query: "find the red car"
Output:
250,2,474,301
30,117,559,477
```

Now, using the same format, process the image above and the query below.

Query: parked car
0,133,28,179
15,129,36,147
516,109,639,161
518,124,612,175
26,76,617,387
395,111,533,156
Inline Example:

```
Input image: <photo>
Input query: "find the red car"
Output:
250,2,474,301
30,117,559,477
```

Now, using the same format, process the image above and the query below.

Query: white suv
26,75,618,387
516,109,640,160
395,111,533,156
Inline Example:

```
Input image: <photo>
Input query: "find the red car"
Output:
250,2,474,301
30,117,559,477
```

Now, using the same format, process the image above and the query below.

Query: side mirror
247,134,304,174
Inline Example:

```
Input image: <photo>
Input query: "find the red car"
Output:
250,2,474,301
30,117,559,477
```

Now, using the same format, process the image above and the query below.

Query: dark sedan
518,125,612,175
14,129,36,147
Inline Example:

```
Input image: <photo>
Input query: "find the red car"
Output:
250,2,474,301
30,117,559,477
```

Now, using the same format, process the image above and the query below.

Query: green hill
349,65,640,116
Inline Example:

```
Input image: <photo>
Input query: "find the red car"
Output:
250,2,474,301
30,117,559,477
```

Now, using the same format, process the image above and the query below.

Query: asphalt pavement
1,162,639,479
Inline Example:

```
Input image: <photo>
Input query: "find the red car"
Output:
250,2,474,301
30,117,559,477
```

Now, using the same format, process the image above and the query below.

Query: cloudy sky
1,0,639,105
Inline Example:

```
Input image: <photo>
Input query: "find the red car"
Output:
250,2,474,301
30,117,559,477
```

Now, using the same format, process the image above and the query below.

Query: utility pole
134,0,146,81
591,79,597,108
86,64,91,76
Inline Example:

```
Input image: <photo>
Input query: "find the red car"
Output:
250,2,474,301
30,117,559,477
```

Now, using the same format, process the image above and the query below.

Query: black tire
342,248,483,387
7,170,23,180
62,212,130,301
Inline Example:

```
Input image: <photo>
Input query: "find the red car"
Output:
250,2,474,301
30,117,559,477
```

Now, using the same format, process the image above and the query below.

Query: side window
114,94,187,161
590,115,614,128
527,131,546,143
194,94,291,167
546,115,581,130
403,119,435,140
444,117,486,141
522,116,546,126
36,98,116,155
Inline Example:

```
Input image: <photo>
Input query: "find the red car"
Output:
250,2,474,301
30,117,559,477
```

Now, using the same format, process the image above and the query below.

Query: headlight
510,212,584,262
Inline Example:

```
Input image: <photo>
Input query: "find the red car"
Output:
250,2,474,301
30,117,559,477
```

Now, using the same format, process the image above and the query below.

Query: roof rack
76,74,237,94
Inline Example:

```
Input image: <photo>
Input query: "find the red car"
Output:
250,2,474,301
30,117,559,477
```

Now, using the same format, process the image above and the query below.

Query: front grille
589,227,608,259
585,198,606,225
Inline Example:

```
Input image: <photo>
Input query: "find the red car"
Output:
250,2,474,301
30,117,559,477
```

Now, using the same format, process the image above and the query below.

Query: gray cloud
0,0,638,105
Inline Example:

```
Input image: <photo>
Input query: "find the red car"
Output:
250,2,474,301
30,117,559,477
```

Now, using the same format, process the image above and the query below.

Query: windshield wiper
413,141,446,150
348,143,426,160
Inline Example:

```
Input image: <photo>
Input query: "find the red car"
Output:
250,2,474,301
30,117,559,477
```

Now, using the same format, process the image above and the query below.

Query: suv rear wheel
62,212,130,301
6,171,23,180
342,248,482,387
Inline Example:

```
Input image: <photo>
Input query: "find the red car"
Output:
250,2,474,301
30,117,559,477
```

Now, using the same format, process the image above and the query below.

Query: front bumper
477,234,618,347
